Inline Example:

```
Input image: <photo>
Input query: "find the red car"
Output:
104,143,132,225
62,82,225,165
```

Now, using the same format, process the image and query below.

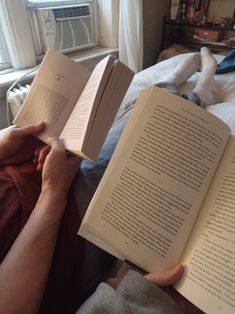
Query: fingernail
36,122,44,128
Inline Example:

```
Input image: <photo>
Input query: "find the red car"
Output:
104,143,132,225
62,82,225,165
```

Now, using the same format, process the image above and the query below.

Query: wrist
36,185,68,218
41,183,68,199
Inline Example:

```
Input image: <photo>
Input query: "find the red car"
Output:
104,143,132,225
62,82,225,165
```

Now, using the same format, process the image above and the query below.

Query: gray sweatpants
76,270,183,314
156,81,207,108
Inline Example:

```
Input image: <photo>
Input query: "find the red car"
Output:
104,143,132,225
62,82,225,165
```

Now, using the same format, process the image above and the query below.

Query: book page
82,60,134,161
79,87,230,273
60,55,115,154
175,135,235,314
13,49,90,142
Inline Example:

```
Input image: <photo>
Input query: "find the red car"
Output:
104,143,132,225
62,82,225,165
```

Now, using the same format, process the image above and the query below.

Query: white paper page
14,49,90,141
79,87,230,273
175,136,235,314
60,55,115,152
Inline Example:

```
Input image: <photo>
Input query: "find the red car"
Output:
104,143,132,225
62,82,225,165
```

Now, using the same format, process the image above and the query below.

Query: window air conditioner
28,2,99,56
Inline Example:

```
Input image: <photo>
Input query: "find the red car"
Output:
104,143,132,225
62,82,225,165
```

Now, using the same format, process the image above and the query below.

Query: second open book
14,49,134,161
79,87,235,314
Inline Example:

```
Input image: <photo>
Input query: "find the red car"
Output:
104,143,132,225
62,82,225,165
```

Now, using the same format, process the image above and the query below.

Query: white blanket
2,52,235,135
121,52,235,132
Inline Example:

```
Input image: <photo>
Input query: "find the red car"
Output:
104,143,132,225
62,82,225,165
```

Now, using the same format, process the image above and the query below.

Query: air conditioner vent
52,5,90,20
28,1,99,55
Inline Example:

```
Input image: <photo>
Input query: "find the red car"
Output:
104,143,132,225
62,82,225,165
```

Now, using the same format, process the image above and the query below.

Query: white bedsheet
1,52,235,135
121,52,235,132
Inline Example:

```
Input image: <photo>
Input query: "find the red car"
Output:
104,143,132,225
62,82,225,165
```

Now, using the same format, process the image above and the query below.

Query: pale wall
141,0,235,69
208,0,235,23
143,0,171,68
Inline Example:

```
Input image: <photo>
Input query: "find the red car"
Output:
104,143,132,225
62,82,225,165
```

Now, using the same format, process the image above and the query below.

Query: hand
0,123,44,166
34,145,51,171
145,265,203,314
107,262,184,289
144,264,184,287
41,138,81,195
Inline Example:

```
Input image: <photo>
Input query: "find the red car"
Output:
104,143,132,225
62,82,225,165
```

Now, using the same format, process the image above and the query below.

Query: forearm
0,187,67,314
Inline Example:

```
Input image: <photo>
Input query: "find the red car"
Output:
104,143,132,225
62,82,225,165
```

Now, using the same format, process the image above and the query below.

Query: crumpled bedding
78,52,235,196
1,52,235,313
73,53,235,294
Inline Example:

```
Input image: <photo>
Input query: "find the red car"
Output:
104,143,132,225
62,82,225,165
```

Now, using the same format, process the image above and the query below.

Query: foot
200,47,217,76
162,53,200,87
193,47,221,106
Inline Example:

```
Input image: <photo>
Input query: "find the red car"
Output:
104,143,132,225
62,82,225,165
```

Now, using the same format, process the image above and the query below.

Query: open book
78,87,235,314
13,49,134,161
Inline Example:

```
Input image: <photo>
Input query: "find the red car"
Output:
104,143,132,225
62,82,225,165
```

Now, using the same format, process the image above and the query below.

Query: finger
38,146,51,162
11,122,45,140
144,264,184,287
34,144,46,158
46,137,65,151
44,138,66,166
34,144,46,165
36,146,51,171
45,137,81,172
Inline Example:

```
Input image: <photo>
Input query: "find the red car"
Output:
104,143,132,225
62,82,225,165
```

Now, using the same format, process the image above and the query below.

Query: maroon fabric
0,163,84,314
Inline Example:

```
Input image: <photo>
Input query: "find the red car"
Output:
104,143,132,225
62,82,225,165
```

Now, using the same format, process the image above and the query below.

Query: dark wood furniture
162,18,235,54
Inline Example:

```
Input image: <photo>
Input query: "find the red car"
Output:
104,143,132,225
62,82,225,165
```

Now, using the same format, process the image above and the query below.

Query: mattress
119,52,235,132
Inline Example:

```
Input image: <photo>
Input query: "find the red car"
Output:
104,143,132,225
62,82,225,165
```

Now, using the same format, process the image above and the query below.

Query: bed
77,51,235,206
1,51,235,310
72,51,235,298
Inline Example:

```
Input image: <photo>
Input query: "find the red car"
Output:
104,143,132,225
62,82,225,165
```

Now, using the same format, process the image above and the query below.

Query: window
0,22,10,70
0,0,118,71
25,0,89,8
26,0,82,4
27,0,99,57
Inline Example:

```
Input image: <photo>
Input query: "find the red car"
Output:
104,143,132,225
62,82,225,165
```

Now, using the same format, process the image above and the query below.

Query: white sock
162,53,200,87
193,47,221,106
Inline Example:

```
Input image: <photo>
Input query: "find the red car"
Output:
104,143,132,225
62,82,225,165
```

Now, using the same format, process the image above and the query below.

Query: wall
141,0,235,69
143,0,171,68
207,0,235,23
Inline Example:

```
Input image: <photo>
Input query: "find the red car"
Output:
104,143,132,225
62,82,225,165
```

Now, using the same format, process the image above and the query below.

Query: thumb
144,264,184,287
12,123,45,139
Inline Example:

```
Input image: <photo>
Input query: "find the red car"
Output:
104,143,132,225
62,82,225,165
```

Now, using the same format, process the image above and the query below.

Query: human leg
155,52,200,97
161,52,200,87
191,47,221,106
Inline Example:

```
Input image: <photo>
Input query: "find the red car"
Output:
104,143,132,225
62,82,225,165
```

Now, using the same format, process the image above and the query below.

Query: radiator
7,84,31,122
6,65,38,125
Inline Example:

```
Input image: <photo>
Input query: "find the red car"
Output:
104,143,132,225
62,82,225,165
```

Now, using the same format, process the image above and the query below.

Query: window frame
0,12,10,70
25,0,92,9
0,0,118,72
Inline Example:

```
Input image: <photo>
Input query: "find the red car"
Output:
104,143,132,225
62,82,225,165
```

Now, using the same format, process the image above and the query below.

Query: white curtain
0,0,36,69
98,0,119,48
119,0,143,73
